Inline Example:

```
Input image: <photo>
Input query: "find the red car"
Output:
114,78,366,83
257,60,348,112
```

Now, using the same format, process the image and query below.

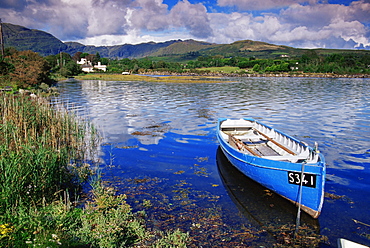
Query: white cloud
75,30,193,46
208,1,370,48
130,0,170,31
348,1,370,23
169,0,213,38
278,2,370,47
0,0,369,49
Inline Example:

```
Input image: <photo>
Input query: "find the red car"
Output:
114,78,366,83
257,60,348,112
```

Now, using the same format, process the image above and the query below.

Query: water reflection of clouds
80,81,170,145
80,80,217,145
67,78,370,176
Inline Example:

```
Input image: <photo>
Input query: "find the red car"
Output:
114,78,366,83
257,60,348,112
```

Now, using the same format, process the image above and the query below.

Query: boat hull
217,118,326,218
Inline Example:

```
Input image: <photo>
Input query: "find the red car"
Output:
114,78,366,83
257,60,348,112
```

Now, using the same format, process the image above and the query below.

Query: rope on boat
294,162,306,238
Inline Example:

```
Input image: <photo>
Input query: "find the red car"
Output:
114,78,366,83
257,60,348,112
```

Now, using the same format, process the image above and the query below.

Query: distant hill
2,23,67,56
62,40,187,58
151,39,218,56
2,22,370,60
201,40,297,58
2,23,215,59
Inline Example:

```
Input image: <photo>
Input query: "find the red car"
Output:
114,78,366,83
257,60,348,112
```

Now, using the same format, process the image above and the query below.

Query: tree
60,60,82,77
72,52,83,62
326,53,344,63
100,57,109,65
252,64,260,72
80,53,89,58
6,50,52,88
0,60,14,75
86,54,96,65
95,52,101,62
300,50,319,64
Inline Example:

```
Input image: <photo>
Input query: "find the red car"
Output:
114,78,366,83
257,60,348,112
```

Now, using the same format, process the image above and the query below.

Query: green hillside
2,23,67,56
151,39,218,56
2,22,370,61
63,40,180,58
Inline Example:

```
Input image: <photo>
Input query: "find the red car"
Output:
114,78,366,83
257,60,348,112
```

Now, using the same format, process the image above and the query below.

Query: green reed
0,93,98,212
0,93,190,247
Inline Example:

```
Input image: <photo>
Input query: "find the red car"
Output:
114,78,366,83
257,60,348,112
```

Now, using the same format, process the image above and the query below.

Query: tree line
1,47,370,89
106,51,370,75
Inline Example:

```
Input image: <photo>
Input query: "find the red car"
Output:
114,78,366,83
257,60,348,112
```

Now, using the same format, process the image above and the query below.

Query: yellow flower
0,223,14,238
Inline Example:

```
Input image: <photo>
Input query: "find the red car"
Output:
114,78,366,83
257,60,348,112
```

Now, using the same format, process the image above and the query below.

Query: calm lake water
54,77,370,247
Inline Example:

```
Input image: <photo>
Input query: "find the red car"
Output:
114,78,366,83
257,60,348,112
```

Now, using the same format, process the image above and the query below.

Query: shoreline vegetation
137,69,370,78
0,93,189,247
71,71,369,84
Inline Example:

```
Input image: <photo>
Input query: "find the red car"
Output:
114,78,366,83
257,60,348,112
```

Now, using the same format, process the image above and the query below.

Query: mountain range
2,22,370,60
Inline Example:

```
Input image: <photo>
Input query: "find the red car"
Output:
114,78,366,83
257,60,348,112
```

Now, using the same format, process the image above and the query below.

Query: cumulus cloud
209,1,370,48
348,1,370,23
1,0,213,43
130,0,170,31
208,12,284,44
169,0,213,38
0,0,369,49
208,13,255,43
277,2,370,47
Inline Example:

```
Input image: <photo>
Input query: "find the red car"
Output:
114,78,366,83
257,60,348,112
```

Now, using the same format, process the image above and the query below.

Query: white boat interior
220,119,320,163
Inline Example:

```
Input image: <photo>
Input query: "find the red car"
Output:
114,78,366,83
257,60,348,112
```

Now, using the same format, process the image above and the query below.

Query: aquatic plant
0,93,98,212
0,92,97,246
74,179,148,247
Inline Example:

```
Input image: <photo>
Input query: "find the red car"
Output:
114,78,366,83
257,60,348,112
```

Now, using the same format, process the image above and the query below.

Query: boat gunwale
217,118,325,173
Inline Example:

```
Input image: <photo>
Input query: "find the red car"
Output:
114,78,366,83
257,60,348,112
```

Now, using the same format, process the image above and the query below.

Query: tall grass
0,93,98,211
0,93,189,247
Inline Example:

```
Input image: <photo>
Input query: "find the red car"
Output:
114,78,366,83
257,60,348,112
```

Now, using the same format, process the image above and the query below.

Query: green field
195,66,244,73
74,73,233,83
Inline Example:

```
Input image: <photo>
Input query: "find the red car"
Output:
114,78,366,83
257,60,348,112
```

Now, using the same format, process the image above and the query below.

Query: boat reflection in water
216,147,320,238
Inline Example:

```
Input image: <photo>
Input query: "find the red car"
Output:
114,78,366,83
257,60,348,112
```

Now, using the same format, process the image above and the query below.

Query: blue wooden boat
217,118,326,218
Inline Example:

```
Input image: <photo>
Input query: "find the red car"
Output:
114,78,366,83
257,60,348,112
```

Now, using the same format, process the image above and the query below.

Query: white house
77,58,89,65
94,62,107,72
77,59,107,72
81,64,94,73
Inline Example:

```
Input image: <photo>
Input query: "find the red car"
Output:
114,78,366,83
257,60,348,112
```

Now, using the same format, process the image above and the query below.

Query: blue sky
0,0,369,49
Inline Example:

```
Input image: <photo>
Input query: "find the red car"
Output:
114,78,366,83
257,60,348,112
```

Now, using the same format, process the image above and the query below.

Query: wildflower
0,223,14,239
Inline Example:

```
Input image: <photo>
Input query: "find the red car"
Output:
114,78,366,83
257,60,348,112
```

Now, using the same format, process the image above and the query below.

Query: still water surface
54,77,370,247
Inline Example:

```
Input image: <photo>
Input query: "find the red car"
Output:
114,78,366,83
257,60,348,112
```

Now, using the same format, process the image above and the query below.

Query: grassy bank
0,93,188,247
73,73,231,83
72,70,369,85
0,93,96,211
